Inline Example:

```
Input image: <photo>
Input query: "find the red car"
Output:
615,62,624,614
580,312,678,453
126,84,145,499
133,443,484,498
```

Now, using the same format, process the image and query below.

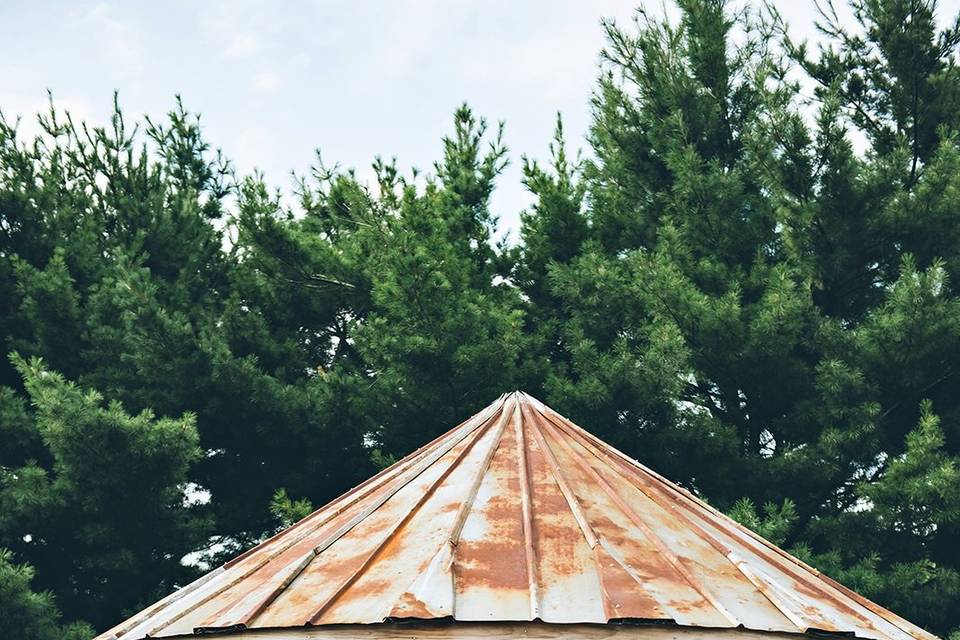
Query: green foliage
235,103,525,456
269,489,315,529
727,498,798,547
3,1,960,636
0,355,206,630
865,400,960,533
518,1,960,635
370,449,398,470
0,549,93,640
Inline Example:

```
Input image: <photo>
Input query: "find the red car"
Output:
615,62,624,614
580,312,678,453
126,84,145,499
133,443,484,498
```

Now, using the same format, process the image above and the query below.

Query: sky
3,1,959,239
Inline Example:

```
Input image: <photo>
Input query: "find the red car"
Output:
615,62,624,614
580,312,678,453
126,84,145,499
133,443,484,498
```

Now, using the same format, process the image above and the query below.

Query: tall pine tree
518,1,960,635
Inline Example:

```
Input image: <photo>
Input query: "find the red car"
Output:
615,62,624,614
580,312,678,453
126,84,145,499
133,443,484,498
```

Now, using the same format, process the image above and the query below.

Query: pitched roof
98,392,934,640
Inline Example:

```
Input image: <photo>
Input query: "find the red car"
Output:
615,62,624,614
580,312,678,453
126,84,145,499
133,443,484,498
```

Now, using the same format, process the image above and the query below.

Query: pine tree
517,1,960,635
0,549,93,640
0,355,204,630
235,105,526,457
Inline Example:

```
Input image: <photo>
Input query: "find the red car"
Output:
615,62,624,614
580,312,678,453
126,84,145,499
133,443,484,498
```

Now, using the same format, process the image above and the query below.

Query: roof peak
97,394,935,640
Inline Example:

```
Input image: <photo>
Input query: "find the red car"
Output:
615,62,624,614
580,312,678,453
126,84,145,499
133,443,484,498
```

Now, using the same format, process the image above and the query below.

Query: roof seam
98,565,224,640
726,551,813,632
532,398,900,639
514,395,541,620
445,395,516,620
594,536,672,622
194,396,508,633
537,403,919,638
448,394,515,546
223,394,508,572
306,401,506,626
529,400,740,629
521,400,614,623
521,401,598,548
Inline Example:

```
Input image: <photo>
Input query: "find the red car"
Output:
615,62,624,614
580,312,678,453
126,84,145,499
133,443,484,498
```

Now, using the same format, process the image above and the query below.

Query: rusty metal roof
97,392,935,640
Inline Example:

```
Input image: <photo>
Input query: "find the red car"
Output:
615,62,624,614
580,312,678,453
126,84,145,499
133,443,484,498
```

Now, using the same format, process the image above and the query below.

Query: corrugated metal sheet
96,392,937,640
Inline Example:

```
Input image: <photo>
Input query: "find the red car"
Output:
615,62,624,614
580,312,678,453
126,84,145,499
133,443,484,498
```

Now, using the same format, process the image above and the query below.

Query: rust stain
95,391,932,640
390,590,441,620
593,542,665,620
457,539,528,590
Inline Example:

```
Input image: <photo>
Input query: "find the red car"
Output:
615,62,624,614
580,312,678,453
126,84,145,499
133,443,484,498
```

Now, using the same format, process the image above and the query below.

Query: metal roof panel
95,392,937,640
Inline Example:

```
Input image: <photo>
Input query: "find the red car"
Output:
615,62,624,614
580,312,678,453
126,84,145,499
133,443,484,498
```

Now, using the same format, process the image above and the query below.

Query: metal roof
97,392,935,640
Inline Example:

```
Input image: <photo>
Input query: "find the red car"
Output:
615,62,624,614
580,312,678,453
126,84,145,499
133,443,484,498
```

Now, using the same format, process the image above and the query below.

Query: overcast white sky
3,1,959,238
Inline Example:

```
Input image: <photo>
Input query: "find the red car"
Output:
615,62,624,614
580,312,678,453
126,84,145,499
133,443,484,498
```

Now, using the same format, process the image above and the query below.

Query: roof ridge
512,396,540,620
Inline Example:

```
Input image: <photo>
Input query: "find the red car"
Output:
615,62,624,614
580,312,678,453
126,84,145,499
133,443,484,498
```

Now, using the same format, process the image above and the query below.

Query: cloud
76,2,144,78
251,71,281,93
224,34,259,59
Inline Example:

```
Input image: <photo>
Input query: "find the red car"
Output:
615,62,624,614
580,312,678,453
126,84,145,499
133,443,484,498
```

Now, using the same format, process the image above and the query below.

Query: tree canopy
1,1,959,637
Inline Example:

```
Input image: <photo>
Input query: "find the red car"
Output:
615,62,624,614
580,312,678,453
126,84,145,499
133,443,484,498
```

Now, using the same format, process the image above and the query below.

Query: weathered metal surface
96,392,937,640
120,621,877,640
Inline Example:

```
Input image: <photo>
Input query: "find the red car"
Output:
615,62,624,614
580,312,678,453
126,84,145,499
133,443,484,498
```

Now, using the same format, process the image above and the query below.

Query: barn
96,392,934,640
